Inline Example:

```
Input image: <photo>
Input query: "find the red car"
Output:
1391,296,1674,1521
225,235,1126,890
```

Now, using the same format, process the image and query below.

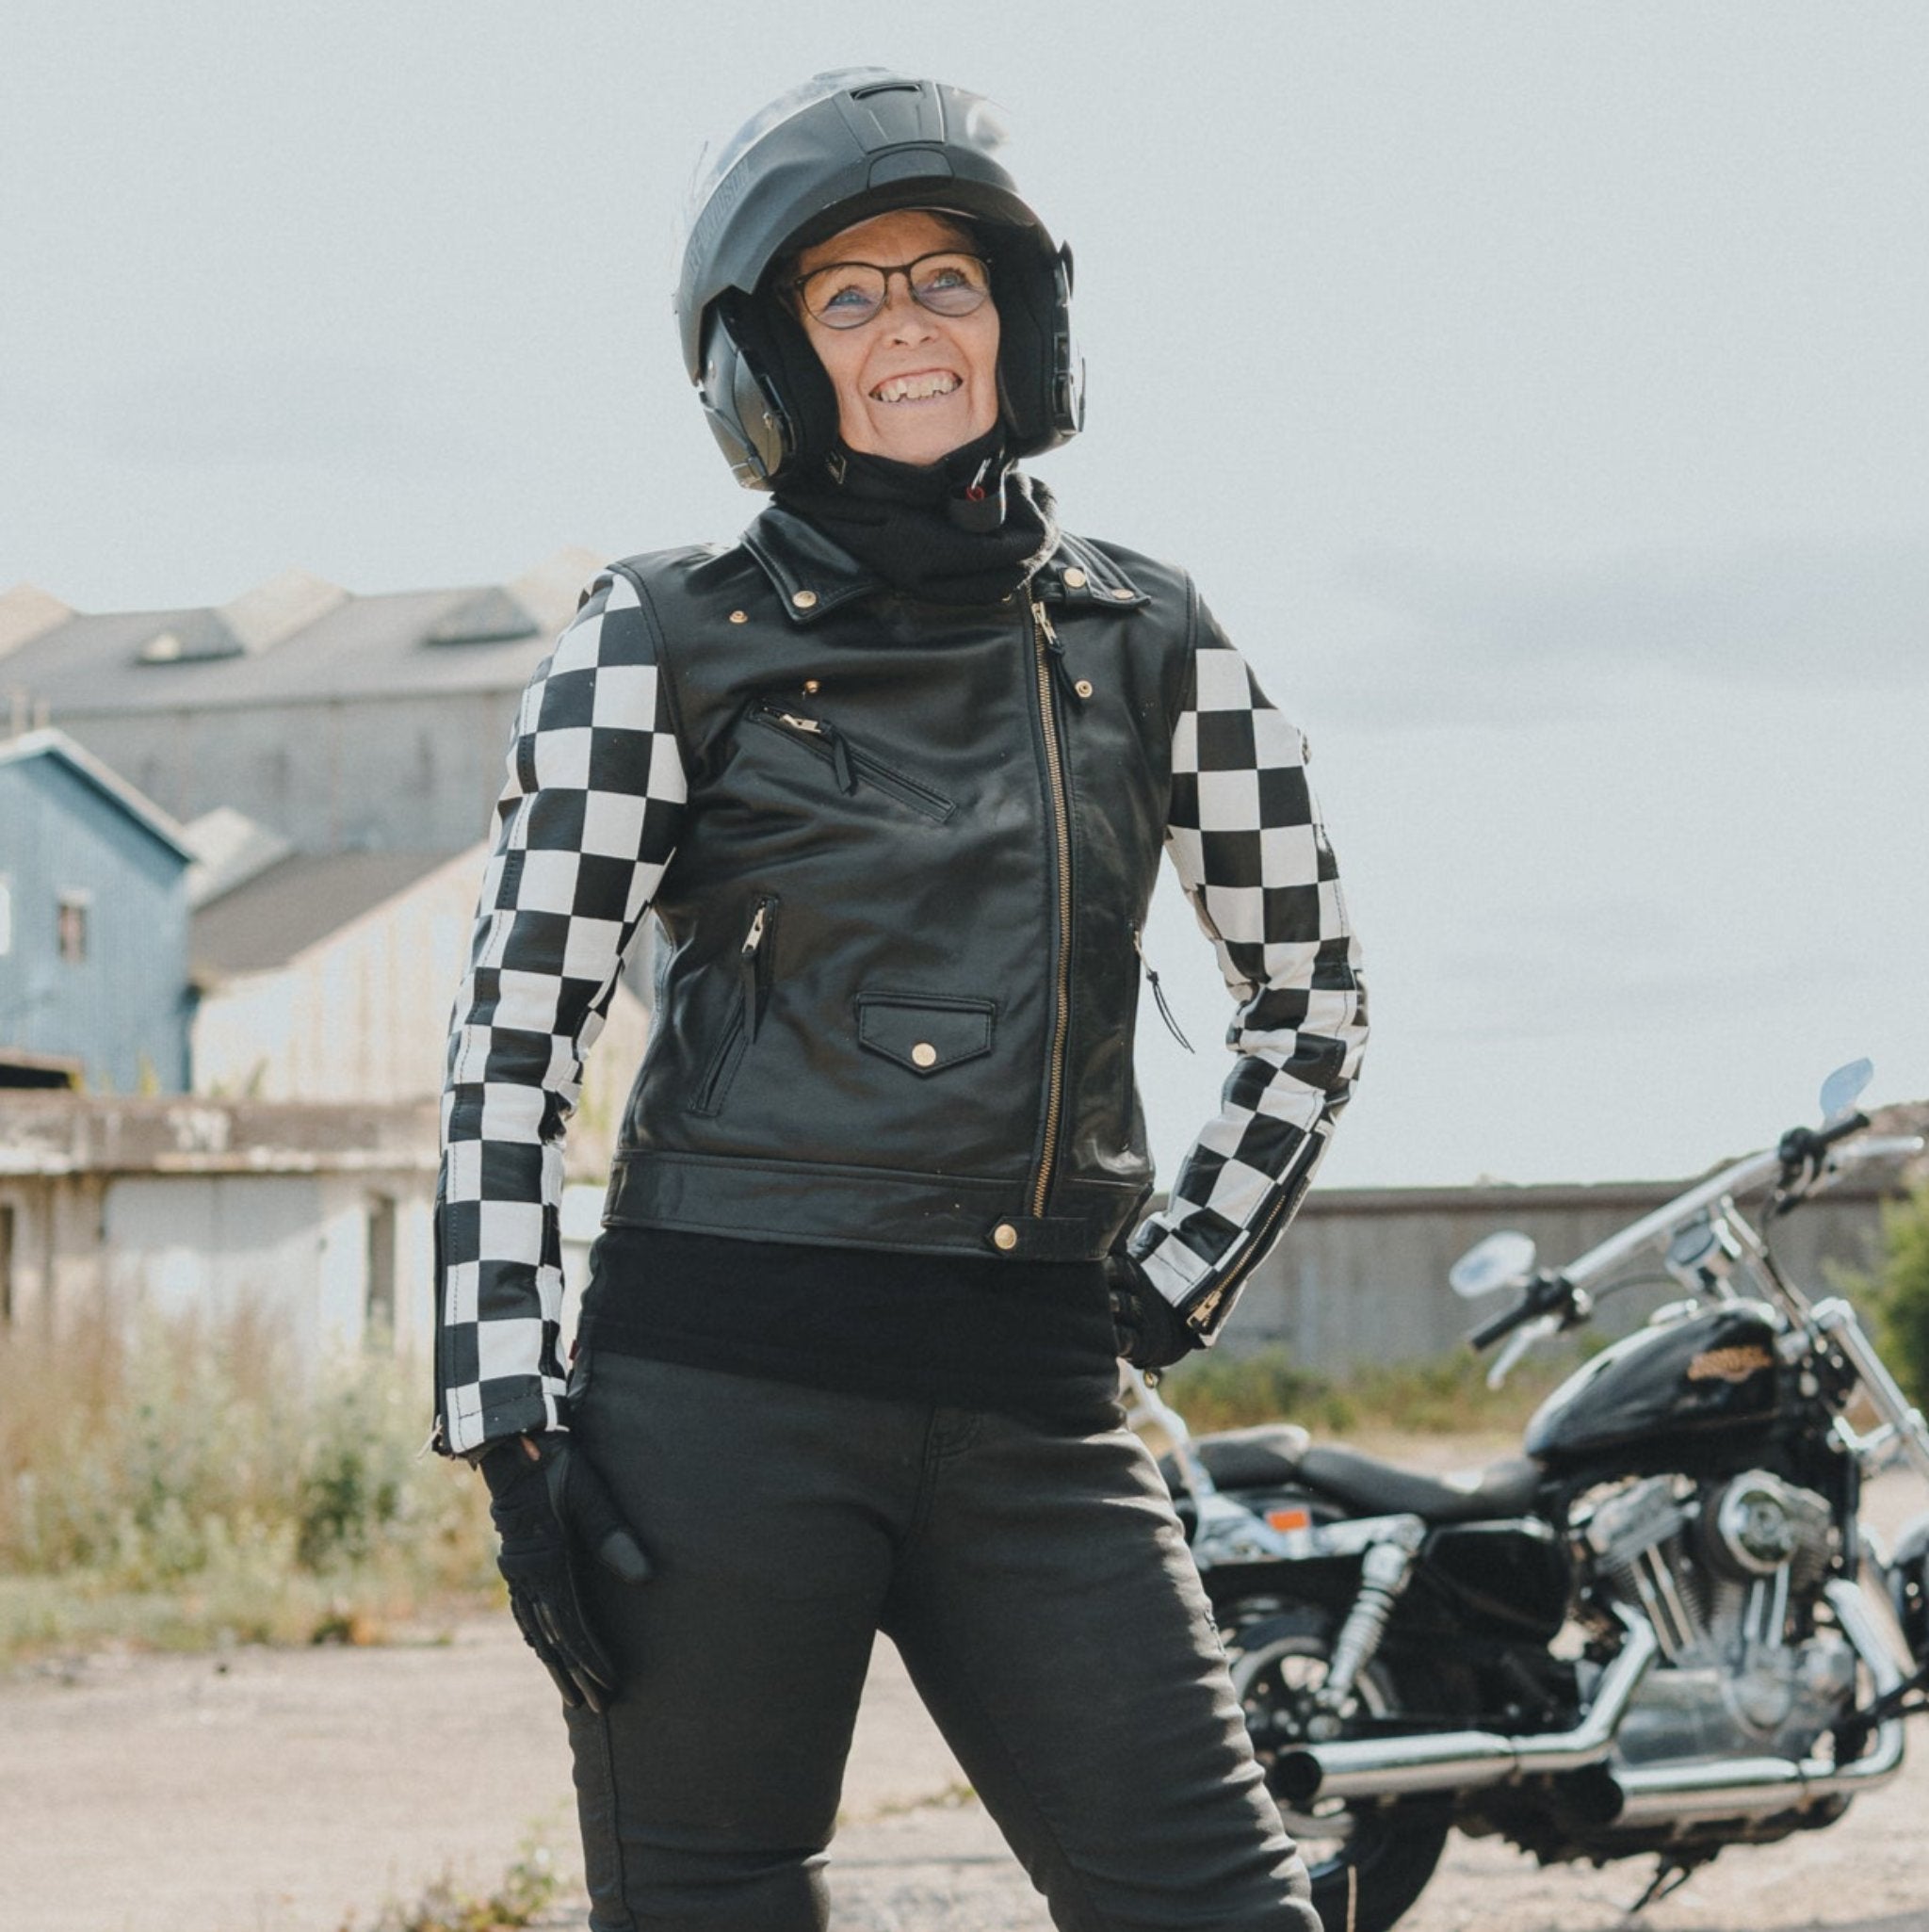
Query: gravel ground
6,1457,1926,1932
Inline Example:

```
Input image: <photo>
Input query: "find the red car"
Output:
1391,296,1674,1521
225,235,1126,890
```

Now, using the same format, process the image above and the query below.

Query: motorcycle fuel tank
1525,1300,1783,1466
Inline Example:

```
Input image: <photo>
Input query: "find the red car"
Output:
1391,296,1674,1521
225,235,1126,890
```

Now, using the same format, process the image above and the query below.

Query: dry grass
1156,1339,1578,1438
0,1307,497,1664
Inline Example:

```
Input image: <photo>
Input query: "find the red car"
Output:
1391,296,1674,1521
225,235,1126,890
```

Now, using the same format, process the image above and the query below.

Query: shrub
1869,1182,1929,1412
0,1307,496,1661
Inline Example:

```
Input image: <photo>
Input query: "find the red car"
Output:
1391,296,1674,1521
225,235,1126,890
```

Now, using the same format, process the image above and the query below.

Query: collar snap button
791,589,819,609
1062,567,1088,590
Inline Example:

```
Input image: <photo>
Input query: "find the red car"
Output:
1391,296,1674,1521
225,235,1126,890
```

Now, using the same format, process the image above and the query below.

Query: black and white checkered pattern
1127,615,1367,1339
435,571,1362,1450
436,571,687,1455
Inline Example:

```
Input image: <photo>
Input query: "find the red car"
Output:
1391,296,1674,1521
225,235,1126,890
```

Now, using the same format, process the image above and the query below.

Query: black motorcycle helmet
677,70,1083,490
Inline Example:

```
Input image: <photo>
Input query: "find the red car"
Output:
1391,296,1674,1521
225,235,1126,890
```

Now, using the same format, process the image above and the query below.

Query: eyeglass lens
800,252,990,329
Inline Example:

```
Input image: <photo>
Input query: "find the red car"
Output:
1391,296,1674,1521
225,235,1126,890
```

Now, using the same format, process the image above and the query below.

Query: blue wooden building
0,730,194,1092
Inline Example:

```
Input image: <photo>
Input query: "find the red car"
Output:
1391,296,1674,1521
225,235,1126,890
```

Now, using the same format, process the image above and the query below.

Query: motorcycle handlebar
1557,1128,1914,1297
1777,1111,1872,1180
1468,1274,1576,1352
1469,1296,1536,1352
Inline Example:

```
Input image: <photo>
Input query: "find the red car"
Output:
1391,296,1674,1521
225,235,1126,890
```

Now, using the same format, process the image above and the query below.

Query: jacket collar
741,504,1148,625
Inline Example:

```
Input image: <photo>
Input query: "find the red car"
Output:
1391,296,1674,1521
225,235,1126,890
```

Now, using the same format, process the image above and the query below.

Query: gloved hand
1107,1254,1199,1371
476,1432,651,1713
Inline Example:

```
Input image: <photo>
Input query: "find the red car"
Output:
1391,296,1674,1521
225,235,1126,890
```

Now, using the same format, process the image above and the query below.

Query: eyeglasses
793,251,992,330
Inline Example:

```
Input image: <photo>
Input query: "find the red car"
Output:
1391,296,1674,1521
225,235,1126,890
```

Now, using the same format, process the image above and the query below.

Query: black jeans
563,1352,1320,1932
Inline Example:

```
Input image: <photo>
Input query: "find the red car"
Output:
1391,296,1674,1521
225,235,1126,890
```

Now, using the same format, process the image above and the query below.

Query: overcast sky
5,2,1925,1190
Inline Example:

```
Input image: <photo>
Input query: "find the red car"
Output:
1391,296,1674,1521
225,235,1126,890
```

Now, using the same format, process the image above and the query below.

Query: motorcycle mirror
1819,1058,1874,1124
1450,1229,1538,1299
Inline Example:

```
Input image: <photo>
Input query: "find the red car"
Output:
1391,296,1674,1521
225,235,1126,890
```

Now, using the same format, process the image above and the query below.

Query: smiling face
791,208,1002,466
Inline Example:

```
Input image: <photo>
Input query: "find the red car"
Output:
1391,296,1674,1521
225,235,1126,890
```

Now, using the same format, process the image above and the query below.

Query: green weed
341,1839,563,1932
0,1307,496,1664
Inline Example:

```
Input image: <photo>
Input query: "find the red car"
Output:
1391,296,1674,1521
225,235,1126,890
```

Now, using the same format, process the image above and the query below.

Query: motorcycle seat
1182,1424,1314,1490
1294,1444,1546,1523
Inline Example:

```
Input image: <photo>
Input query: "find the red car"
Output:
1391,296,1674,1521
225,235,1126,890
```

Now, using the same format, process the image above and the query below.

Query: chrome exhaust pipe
1607,1581,1908,1826
1274,1607,1659,1805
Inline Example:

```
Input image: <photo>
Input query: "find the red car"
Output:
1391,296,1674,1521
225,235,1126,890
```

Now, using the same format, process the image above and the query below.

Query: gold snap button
1075,678,1094,699
992,1222,1018,1251
1110,586,1134,601
802,678,820,694
1062,567,1088,589
911,1041,938,1068
792,589,819,609
728,609,748,624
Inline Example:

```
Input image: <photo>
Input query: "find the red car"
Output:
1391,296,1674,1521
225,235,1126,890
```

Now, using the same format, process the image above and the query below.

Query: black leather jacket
434,504,1365,1455
603,507,1180,1263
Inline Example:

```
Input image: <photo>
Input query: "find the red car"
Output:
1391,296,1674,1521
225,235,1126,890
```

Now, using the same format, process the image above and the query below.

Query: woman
435,71,1366,1932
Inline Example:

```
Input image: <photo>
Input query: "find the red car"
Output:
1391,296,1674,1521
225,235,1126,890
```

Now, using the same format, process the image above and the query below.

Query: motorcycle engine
1575,1470,1855,1763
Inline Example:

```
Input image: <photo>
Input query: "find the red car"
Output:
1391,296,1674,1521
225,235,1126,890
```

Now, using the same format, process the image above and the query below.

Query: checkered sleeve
433,570,687,1456
1127,595,1367,1342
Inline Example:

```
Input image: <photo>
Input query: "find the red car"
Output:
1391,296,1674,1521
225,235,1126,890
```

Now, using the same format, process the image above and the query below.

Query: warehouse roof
0,548,602,719
190,848,475,976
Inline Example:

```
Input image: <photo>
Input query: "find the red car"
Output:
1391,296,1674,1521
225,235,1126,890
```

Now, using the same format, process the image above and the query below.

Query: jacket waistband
604,1149,1142,1262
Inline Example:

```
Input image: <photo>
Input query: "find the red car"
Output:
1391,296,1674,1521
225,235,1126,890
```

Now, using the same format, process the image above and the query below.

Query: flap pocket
855,992,996,1076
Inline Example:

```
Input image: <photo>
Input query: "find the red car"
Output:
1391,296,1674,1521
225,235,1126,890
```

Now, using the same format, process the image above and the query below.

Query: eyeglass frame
789,250,995,331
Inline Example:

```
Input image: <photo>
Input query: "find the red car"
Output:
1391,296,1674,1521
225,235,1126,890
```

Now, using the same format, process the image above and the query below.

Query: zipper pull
773,706,858,793
739,900,770,1042
1032,601,1083,703
820,721,858,794
1132,924,1194,1053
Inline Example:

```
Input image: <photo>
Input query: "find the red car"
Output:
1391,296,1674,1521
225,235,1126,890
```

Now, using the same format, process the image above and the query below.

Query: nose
876,269,937,339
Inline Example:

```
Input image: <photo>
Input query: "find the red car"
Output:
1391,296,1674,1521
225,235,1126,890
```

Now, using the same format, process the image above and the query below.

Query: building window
57,892,89,964
365,1193,397,1347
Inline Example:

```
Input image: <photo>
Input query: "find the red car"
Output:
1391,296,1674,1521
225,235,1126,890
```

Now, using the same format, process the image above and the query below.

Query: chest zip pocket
689,896,778,1117
751,702,955,822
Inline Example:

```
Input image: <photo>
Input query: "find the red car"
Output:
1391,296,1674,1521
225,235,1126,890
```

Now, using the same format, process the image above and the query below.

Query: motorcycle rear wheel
1224,1607,1457,1932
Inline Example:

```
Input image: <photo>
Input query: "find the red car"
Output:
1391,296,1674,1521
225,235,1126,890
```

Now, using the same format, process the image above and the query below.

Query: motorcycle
1130,1063,1929,1932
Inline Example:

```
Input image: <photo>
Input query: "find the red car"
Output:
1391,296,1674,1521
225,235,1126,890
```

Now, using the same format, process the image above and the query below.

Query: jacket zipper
1182,1150,1316,1338
738,898,770,1042
690,896,777,1113
751,703,954,822
1030,600,1075,1218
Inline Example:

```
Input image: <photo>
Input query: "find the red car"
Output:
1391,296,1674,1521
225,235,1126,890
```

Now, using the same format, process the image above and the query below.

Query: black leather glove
476,1432,651,1713
1107,1254,1199,1371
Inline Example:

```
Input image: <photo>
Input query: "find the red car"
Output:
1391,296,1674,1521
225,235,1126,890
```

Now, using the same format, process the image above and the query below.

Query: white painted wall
97,1169,436,1362
191,847,651,1179
193,850,479,1104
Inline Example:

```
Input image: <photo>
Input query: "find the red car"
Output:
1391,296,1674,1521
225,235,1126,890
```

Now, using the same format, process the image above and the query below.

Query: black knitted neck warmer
773,426,1058,607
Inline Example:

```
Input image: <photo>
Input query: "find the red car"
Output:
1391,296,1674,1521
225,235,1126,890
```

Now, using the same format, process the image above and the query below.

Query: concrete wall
1231,1176,1902,1371
0,1097,439,1364
99,1169,435,1358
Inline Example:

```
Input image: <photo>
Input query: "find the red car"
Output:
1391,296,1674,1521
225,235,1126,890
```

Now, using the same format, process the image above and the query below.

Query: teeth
872,371,960,403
